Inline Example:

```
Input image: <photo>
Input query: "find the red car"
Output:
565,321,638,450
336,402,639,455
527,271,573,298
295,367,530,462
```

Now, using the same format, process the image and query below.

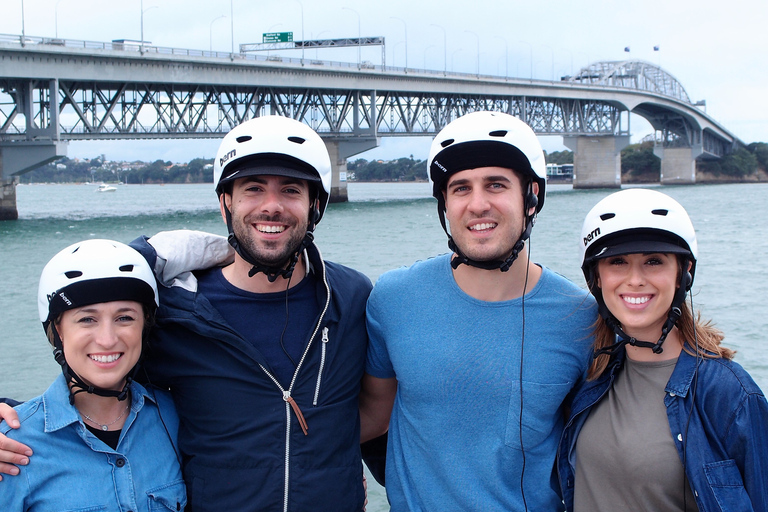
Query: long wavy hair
587,256,734,381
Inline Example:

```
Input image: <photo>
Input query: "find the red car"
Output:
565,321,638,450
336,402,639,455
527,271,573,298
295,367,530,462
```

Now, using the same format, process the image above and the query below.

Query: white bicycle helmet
38,239,158,402
580,188,698,285
580,189,698,355
213,115,332,222
39,239,158,328
427,111,546,212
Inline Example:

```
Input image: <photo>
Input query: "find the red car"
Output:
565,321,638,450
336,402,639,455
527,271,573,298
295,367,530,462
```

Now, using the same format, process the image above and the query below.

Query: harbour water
1,181,767,510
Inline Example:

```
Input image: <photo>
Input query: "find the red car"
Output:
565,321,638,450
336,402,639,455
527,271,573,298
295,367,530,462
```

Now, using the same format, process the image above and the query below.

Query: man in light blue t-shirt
359,111,595,511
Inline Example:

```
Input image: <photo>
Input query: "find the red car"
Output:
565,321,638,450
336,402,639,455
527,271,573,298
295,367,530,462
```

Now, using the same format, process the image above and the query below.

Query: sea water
1,181,767,510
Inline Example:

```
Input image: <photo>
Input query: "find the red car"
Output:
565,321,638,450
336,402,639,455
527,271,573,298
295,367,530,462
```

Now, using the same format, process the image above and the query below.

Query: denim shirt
0,375,186,512
557,350,768,512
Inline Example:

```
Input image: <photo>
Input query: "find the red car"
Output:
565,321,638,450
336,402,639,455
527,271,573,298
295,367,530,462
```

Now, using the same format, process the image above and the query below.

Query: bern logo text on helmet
433,160,448,174
219,149,236,167
58,291,72,306
583,227,600,246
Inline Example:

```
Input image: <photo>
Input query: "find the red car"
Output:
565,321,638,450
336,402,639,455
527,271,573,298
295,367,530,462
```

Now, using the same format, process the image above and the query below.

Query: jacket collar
664,350,698,398
41,374,155,433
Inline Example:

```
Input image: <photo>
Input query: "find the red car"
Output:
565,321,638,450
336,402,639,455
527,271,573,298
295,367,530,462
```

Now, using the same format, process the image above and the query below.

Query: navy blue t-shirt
196,267,321,388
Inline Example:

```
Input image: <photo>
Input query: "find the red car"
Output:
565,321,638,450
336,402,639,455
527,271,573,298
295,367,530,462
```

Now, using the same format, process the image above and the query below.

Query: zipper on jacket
280,249,332,512
313,327,330,406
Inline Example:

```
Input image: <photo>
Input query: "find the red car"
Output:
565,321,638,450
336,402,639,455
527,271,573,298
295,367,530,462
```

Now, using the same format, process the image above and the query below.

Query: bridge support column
0,141,68,220
324,138,379,203
653,146,700,185
0,176,19,221
564,135,630,189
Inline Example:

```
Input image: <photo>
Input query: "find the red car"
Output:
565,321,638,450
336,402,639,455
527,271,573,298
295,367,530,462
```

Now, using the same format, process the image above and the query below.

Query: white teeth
470,223,496,231
624,296,650,305
257,225,285,233
90,354,121,363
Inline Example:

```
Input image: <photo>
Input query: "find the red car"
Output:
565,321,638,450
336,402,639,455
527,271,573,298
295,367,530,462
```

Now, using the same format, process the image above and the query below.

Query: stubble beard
233,212,308,268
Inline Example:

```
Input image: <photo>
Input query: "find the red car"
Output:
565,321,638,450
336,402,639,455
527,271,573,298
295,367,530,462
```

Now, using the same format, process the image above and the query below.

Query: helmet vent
119,264,134,272
64,271,82,279
236,136,252,143
440,138,454,148
489,130,508,137
651,209,669,216
287,136,306,144
599,213,615,221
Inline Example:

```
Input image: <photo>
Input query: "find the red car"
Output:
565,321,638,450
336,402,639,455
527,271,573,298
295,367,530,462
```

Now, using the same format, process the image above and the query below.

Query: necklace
81,404,130,431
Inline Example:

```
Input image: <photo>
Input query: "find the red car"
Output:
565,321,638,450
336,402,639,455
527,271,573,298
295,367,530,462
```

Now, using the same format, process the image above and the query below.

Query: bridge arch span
570,60,691,103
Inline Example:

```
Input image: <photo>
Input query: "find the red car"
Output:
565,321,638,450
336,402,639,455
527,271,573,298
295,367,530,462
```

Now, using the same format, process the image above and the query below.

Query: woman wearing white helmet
557,189,768,512
0,239,185,511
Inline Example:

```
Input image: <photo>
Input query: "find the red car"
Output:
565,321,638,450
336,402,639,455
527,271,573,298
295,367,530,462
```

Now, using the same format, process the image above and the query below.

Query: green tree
621,142,660,178
747,142,768,170
545,150,573,165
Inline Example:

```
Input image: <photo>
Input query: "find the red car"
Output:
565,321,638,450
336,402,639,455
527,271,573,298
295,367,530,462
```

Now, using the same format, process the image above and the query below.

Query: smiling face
596,252,680,340
223,174,312,268
443,166,534,263
56,300,144,392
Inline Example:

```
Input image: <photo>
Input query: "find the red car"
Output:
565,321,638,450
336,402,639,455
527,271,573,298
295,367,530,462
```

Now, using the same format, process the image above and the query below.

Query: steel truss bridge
0,34,738,150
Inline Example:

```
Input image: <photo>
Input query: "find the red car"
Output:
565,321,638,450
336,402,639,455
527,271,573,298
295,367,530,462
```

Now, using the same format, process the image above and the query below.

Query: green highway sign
263,32,294,43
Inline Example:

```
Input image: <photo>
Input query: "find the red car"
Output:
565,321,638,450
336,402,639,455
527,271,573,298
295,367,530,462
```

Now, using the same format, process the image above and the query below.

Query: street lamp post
541,44,554,81
140,0,158,54
343,7,361,69
314,30,331,60
519,40,532,79
494,36,508,80
559,48,573,77
464,30,479,77
55,0,66,39
451,49,462,73
390,16,407,72
430,23,447,76
266,23,282,58
20,0,25,46
294,0,305,64
210,15,226,52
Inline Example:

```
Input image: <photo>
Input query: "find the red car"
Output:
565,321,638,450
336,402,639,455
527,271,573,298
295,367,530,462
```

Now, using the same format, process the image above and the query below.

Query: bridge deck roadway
0,43,735,142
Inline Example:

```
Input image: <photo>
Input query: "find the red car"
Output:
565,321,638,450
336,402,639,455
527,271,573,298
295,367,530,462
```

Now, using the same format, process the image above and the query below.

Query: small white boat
96,183,117,192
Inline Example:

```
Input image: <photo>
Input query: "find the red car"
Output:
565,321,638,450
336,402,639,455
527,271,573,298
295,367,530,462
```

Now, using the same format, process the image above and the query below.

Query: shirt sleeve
726,391,768,510
364,284,396,379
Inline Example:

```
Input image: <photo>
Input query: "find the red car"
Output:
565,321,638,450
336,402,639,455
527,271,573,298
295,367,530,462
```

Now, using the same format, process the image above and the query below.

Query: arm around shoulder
0,403,32,479
359,374,397,444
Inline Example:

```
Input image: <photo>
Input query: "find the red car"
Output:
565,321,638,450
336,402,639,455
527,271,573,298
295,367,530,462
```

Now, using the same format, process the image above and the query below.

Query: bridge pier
324,138,379,203
0,177,19,221
654,146,701,185
564,135,630,189
0,141,68,220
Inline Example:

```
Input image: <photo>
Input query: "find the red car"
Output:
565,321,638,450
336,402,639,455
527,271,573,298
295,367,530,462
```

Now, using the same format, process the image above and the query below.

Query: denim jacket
0,375,186,512
558,349,768,512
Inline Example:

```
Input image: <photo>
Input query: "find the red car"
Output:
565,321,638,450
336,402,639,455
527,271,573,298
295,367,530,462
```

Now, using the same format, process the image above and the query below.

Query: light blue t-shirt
366,254,595,512
0,374,186,512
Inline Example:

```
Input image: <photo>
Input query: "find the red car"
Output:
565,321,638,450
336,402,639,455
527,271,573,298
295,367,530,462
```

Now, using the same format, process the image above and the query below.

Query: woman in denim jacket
0,239,185,511
558,189,768,512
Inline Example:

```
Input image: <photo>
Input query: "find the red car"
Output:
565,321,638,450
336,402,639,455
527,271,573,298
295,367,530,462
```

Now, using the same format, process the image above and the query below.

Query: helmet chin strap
223,201,313,283
444,206,536,273
593,278,688,359
50,328,134,405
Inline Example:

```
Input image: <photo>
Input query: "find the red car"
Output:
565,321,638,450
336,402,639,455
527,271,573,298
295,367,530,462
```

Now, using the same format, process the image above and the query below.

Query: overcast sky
2,0,766,163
